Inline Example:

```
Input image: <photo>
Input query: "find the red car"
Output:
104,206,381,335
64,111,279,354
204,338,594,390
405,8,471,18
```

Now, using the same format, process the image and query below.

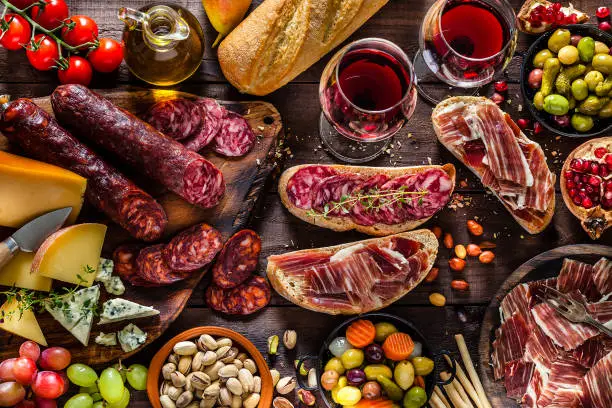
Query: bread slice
266,229,438,314
278,163,456,236
432,96,555,234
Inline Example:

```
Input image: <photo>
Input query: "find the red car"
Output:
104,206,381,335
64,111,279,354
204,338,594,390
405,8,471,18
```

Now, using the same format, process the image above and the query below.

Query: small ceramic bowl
521,24,612,137
147,326,273,408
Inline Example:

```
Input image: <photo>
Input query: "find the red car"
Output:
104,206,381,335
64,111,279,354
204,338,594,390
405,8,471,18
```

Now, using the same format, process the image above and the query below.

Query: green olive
558,45,579,65
394,361,415,390
324,357,346,375
594,41,610,56
592,54,612,75
533,91,545,110
364,364,392,381
543,94,570,116
374,322,398,343
571,113,595,132
595,76,612,97
568,96,576,110
411,357,435,376
578,95,609,115
340,349,364,370
403,386,428,408
571,79,589,101
548,29,571,53
599,100,612,118
577,37,595,63
585,70,605,91
533,49,555,68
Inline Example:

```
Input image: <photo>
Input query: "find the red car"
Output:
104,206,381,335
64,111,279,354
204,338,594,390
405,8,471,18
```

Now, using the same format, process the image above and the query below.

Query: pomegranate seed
586,185,595,194
565,170,574,179
582,174,589,183
594,147,608,158
552,2,562,12
535,5,546,12
606,180,612,191
601,166,609,177
517,118,530,129
573,195,582,205
596,6,610,19
491,92,505,105
530,11,543,22
570,159,583,171
533,122,543,134
600,21,612,32
569,188,578,197
582,197,593,209
567,180,576,189
589,176,601,187
567,14,578,24
574,175,581,184
606,191,612,200
582,160,591,172
605,154,612,166
590,161,600,175
494,81,508,92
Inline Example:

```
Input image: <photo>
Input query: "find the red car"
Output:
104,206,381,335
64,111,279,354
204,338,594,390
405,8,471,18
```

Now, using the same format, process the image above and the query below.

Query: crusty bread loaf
278,163,456,236
218,0,389,96
431,96,555,234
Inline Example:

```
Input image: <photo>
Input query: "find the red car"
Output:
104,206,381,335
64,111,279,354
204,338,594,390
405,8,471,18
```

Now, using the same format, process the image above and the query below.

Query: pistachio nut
185,402,199,408
238,368,255,393
203,381,220,399
294,360,308,376
160,380,172,396
268,335,279,355
163,363,177,380
231,395,242,408
194,388,204,399
307,368,317,389
175,390,193,408
160,395,177,408
202,351,217,366
243,393,261,408
218,387,232,406
226,377,243,395
276,376,297,395
191,352,206,372
283,330,297,350
190,371,211,390
216,337,233,348
168,353,180,366
199,398,215,408
203,361,224,381
174,341,198,356
219,347,239,364
171,371,187,388
270,369,281,387
253,376,262,394
218,364,239,379
215,345,231,360
298,389,316,406
178,356,192,375
272,397,295,408
184,372,194,392
167,385,183,401
197,334,218,351
236,352,248,362
243,359,257,375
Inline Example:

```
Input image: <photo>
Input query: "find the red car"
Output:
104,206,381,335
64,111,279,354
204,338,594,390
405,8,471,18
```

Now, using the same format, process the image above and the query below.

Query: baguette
267,229,438,314
218,0,389,96
278,163,456,236
432,96,555,234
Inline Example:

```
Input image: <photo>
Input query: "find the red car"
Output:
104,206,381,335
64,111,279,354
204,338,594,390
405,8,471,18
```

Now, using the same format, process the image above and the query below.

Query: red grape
0,381,26,406
39,347,71,371
12,357,37,385
19,341,40,362
0,359,17,382
56,371,69,395
33,396,57,408
31,371,63,400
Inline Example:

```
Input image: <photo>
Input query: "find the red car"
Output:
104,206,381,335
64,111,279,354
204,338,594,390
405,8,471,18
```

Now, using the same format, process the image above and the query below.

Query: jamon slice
500,283,533,329
571,336,612,368
491,313,531,380
522,368,545,408
524,324,560,371
587,301,612,323
536,354,587,408
580,351,612,408
531,302,599,351
504,360,534,400
592,257,612,298
556,258,601,301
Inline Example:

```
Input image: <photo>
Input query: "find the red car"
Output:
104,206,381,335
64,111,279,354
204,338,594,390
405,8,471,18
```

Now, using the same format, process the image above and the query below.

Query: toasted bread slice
432,96,555,234
266,229,438,315
517,0,589,34
278,164,456,236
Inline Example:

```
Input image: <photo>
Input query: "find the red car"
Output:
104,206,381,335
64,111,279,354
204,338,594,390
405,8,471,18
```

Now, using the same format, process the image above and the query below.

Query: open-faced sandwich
432,96,555,234
517,0,589,34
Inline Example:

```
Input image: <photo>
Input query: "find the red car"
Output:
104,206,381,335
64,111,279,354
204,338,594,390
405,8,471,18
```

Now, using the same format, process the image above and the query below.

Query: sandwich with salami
432,96,555,234
278,164,456,236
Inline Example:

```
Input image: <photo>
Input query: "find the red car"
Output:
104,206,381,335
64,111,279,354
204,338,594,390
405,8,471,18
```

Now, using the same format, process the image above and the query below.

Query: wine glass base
413,49,482,105
319,113,392,163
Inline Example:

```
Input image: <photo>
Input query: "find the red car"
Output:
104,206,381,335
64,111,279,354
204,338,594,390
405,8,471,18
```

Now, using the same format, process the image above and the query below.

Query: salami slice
184,98,226,152
113,244,160,287
212,230,262,289
312,174,363,216
142,98,201,141
351,174,391,226
136,244,186,285
162,223,223,272
206,275,271,315
212,111,256,157
286,166,338,210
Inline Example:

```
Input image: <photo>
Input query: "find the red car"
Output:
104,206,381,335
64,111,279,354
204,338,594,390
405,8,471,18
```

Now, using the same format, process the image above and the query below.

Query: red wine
441,1,509,59
338,48,410,111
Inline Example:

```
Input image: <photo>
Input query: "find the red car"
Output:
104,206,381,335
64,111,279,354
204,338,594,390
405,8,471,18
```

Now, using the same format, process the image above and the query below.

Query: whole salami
142,98,202,141
162,223,223,272
0,98,167,241
212,111,256,157
212,230,262,289
183,98,226,152
206,276,271,315
286,165,338,209
136,244,188,285
112,244,159,287
50,85,226,209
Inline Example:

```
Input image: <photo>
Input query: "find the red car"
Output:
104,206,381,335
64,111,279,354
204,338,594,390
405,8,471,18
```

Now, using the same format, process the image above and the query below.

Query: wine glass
319,38,418,163
413,0,518,104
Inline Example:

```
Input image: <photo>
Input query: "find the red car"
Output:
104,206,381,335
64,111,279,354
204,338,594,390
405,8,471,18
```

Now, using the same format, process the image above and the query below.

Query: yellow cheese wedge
32,223,107,287
0,252,52,291
0,151,86,228
0,298,47,346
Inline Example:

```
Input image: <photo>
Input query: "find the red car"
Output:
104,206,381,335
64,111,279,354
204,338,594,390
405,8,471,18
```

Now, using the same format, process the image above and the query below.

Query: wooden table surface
1,0,610,406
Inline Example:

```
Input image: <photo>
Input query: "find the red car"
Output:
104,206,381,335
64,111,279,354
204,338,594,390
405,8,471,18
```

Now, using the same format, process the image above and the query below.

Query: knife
0,207,72,270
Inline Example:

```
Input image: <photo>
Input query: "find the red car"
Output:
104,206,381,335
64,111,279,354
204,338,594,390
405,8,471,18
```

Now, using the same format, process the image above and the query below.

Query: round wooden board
477,244,612,407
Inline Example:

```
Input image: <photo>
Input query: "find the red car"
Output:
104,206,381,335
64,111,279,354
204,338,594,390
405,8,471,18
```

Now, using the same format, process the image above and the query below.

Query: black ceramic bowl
296,312,455,407
521,24,612,137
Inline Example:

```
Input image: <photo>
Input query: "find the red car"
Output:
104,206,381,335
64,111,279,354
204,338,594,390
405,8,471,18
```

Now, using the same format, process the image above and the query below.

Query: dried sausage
50,85,226,209
0,98,167,241
162,223,223,272
351,174,391,226
184,98,225,152
206,276,271,315
136,244,187,285
212,229,261,289
311,174,363,216
112,244,161,287
212,111,256,157
286,165,338,209
142,98,202,141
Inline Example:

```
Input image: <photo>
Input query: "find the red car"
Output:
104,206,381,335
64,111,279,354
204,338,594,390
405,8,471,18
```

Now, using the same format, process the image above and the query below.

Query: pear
203,0,252,47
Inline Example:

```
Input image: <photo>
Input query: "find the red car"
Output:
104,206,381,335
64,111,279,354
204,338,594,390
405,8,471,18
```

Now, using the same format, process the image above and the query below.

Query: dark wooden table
1,0,609,406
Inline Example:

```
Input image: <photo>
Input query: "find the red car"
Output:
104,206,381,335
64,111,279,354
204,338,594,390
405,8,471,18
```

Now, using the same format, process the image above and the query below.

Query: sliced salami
142,98,201,141
182,158,226,209
206,275,271,315
136,244,186,285
286,166,338,209
351,174,391,226
212,229,262,289
113,244,159,287
312,174,364,216
162,223,223,272
212,111,256,157
184,98,226,152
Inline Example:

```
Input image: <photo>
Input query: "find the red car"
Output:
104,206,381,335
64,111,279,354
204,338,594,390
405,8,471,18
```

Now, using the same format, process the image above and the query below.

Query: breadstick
455,334,492,408
441,371,468,408
453,377,474,408
434,385,452,408
444,354,485,408
430,393,449,408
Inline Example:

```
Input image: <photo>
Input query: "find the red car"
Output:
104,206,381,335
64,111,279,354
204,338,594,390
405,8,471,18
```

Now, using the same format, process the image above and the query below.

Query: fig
561,137,612,239
203,0,252,47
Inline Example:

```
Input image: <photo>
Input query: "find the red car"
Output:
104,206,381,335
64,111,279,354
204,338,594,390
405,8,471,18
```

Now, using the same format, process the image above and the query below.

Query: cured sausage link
0,98,167,241
51,85,226,209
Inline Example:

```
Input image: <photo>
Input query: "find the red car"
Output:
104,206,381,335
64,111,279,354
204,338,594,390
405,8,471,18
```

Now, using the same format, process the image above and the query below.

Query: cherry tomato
31,0,69,30
87,38,123,73
26,34,59,71
0,14,31,51
58,56,92,86
8,0,36,8
61,15,98,47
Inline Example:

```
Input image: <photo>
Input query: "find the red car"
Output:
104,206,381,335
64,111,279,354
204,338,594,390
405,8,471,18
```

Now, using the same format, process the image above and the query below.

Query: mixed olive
528,28,612,132
322,320,434,408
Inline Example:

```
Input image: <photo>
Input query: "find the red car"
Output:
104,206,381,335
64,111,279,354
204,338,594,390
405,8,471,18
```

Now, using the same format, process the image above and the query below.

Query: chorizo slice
212,230,262,289
212,111,256,157
206,276,271,315
135,244,186,285
113,244,161,287
142,98,202,141
162,223,223,272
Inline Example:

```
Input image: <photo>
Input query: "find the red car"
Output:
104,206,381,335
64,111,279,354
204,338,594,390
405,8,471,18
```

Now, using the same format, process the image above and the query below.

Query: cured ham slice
532,302,599,351
572,336,612,368
500,283,533,329
525,325,559,372
491,313,531,379
557,258,601,301
522,368,545,408
536,354,587,408
504,360,534,400
592,257,612,298
580,351,612,408
587,301,612,323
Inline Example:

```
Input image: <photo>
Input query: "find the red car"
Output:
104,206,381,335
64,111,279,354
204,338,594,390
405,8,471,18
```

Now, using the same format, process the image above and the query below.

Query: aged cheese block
0,298,47,346
0,252,52,291
32,223,107,287
0,151,86,227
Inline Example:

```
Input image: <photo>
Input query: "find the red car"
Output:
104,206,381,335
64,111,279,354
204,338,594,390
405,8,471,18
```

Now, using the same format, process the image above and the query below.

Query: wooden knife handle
0,237,17,271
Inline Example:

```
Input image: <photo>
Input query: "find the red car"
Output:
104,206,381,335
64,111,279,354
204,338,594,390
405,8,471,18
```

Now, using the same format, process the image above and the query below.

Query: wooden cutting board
477,244,612,407
0,88,283,365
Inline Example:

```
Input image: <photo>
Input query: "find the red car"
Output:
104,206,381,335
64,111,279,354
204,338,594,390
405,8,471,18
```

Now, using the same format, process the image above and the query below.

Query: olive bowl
521,24,612,138
295,312,455,408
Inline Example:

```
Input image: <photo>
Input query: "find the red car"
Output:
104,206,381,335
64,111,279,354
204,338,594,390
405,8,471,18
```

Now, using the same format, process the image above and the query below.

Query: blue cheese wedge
45,285,100,346
105,276,125,296
98,298,159,325
118,323,147,353
95,258,125,296
95,332,117,346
